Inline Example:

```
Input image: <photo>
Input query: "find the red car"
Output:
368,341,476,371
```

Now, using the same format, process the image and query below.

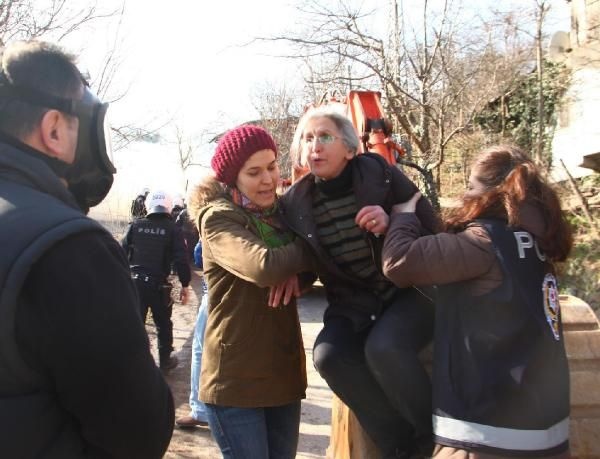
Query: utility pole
388,0,403,86
535,0,549,165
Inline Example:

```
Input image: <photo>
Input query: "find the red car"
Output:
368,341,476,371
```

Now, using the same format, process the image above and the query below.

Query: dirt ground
145,268,333,459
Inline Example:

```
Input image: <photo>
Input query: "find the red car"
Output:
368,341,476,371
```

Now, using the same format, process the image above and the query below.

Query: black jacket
280,153,440,330
122,214,191,287
0,139,174,458
176,208,200,255
433,219,570,456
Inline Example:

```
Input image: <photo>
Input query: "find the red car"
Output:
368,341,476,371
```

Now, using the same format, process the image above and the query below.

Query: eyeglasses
302,133,340,145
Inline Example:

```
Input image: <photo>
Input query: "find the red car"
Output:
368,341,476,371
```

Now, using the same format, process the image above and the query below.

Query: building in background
551,0,600,178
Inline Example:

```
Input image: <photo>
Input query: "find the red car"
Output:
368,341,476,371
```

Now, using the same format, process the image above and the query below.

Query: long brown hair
445,145,573,262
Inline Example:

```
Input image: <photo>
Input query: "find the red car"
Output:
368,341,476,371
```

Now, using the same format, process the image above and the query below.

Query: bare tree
170,123,225,192
263,0,537,202
250,81,304,180
534,0,550,164
0,1,120,46
173,124,200,174
486,0,564,167
0,1,181,154
0,1,150,148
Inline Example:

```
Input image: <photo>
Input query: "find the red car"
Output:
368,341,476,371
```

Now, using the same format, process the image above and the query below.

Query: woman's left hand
356,205,389,235
268,275,300,307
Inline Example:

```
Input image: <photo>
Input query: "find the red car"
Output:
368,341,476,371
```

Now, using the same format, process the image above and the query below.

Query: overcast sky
69,0,302,137
69,0,571,138
77,0,570,220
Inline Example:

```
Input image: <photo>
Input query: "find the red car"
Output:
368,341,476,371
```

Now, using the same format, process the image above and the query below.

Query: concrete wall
552,66,600,178
551,0,600,179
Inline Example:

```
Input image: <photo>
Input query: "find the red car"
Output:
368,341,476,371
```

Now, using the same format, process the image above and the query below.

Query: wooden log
327,344,433,458
327,295,600,459
327,399,379,459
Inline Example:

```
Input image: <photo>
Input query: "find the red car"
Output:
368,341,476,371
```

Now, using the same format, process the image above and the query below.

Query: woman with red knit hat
186,124,315,459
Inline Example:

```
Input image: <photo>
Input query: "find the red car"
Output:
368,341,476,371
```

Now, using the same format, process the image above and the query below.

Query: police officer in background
0,41,174,458
175,206,200,262
171,194,185,221
122,190,191,371
131,187,150,220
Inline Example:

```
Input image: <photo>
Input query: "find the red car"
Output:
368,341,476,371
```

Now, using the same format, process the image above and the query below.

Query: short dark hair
0,41,83,138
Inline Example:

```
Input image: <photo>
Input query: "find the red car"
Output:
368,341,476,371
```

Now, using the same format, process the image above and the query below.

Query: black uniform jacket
0,138,174,458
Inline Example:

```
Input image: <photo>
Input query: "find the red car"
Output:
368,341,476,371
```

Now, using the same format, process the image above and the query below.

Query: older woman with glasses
277,106,441,458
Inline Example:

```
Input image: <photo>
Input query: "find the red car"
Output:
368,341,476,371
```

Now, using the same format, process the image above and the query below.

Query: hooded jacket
198,197,314,407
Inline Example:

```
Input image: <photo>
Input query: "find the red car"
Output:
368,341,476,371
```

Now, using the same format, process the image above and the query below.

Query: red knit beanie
211,124,278,186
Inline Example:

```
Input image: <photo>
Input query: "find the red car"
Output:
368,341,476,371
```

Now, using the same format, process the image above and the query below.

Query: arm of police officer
171,225,191,304
388,163,442,235
17,231,174,458
382,193,497,288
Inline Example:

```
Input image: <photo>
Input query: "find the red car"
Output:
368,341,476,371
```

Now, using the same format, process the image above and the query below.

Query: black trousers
134,278,174,363
313,288,434,458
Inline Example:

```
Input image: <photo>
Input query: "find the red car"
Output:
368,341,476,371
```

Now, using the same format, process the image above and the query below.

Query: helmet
145,190,173,215
172,195,185,209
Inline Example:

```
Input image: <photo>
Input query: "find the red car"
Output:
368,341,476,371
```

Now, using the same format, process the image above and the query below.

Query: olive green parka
198,197,314,407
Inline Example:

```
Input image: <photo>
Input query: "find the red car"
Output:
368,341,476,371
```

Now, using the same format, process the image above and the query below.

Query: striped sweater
313,163,396,303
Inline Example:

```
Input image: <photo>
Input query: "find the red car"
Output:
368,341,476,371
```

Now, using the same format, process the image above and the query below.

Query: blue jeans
190,286,208,421
205,401,301,459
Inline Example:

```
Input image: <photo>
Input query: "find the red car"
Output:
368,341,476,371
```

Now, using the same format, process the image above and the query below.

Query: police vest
128,216,174,280
0,179,105,457
433,219,569,456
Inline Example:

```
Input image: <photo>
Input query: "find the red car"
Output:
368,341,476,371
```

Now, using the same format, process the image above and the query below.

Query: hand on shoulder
392,192,421,214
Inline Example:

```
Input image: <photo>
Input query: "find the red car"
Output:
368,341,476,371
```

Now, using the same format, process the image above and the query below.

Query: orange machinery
292,90,406,181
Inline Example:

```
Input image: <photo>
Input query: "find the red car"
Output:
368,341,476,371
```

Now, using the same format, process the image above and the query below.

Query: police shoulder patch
542,273,561,341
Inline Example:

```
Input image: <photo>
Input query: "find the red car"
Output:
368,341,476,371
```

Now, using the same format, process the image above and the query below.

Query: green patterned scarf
228,187,294,248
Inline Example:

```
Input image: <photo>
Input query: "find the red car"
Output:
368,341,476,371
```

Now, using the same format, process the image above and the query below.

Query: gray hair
290,106,360,168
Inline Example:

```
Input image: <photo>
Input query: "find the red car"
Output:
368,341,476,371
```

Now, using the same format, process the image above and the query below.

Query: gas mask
0,77,116,212
63,86,116,212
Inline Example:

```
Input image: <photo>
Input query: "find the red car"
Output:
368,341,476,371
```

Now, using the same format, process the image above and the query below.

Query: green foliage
560,214,600,316
475,60,570,164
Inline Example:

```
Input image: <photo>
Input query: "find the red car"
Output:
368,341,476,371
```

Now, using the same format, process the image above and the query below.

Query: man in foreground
0,40,174,458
